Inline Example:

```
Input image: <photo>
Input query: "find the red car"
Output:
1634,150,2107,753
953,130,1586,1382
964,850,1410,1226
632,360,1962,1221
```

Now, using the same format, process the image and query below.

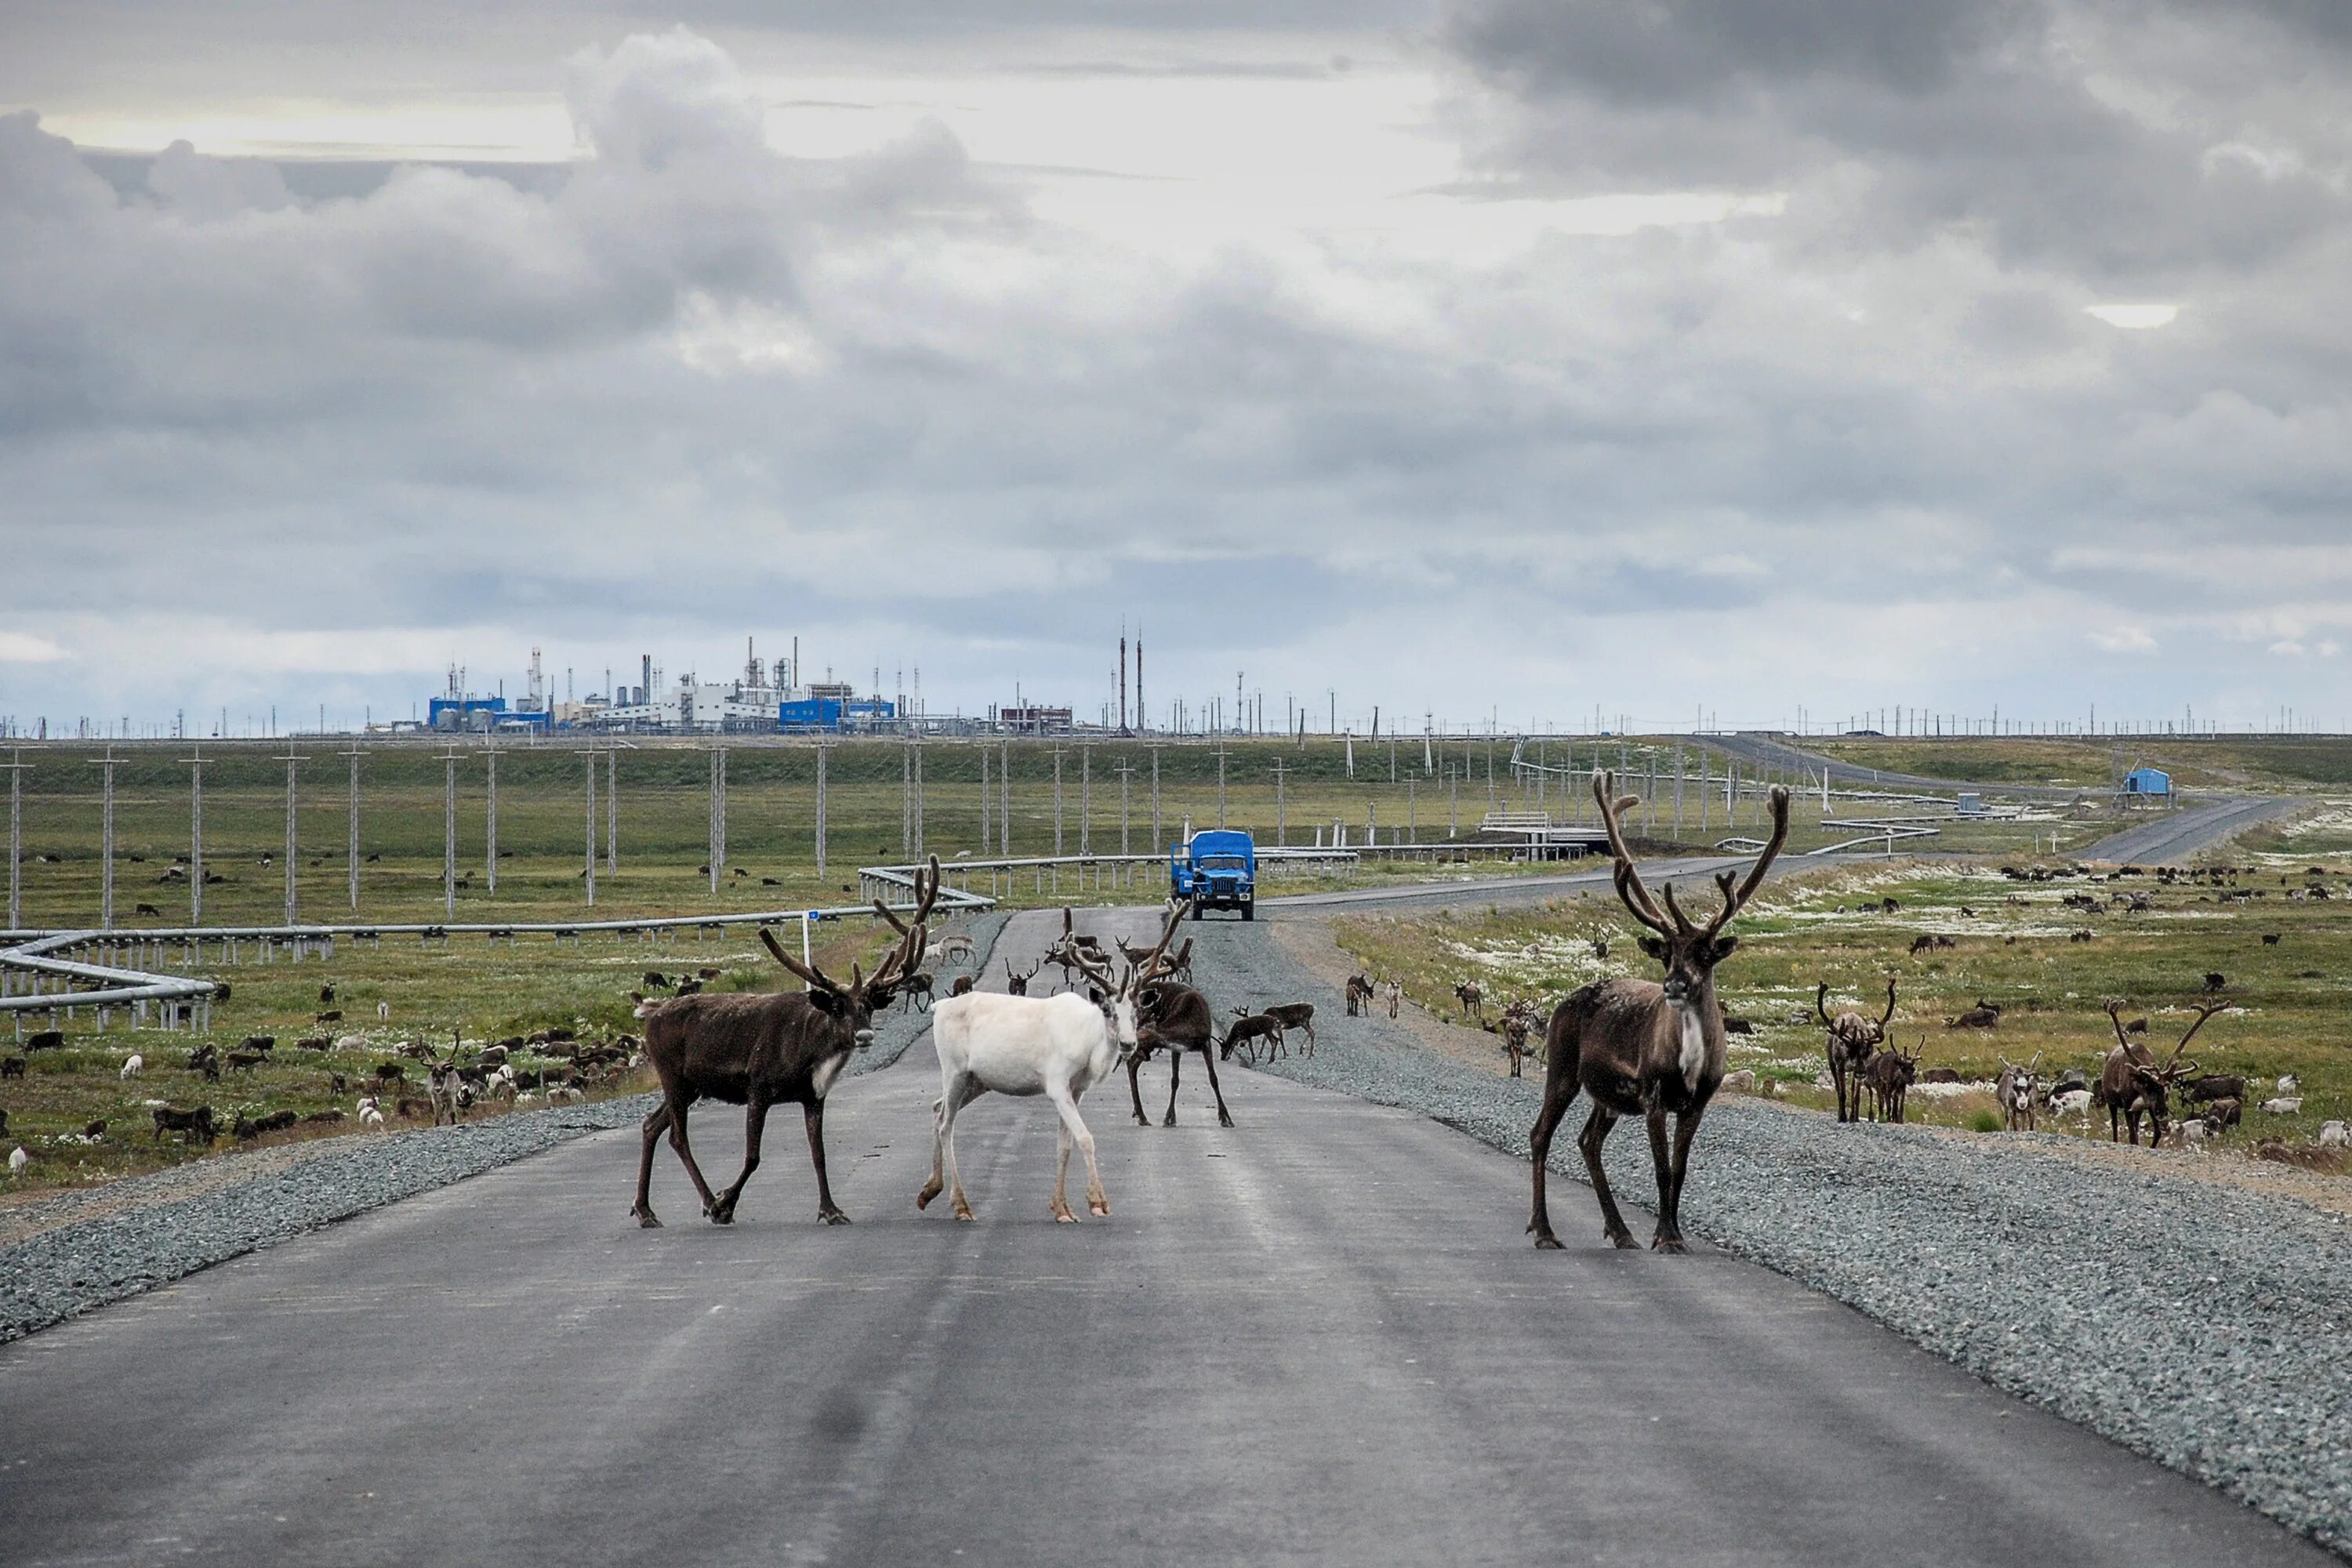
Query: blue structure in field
779,696,896,731
427,695,550,730
2123,767,2171,797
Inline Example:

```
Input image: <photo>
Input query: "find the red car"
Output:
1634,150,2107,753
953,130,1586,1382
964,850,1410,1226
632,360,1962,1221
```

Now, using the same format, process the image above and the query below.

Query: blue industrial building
779,696,896,731
2122,766,2171,797
426,695,550,731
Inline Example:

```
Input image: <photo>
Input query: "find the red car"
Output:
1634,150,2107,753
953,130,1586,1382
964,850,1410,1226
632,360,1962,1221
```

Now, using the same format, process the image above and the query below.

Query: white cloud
0,632,67,663
2084,303,2181,328
2089,626,2160,655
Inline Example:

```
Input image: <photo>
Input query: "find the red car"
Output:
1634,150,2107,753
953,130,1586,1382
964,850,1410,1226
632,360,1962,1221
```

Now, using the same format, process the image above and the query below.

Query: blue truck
1171,829,1258,920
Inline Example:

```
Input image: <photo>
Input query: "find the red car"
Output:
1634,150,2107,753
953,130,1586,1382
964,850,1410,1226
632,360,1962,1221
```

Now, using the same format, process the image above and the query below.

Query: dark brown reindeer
629,858,938,1228
1220,1009,1285,1063
1106,905,1234,1128
1863,1037,1923,1123
2100,997,2222,1146
1004,957,1042,996
1819,978,1896,1123
1530,772,1791,1253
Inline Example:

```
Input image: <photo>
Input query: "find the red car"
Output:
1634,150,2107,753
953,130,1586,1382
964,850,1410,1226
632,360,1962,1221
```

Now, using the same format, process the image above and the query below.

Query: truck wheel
1241,901,1254,921
1191,903,1203,921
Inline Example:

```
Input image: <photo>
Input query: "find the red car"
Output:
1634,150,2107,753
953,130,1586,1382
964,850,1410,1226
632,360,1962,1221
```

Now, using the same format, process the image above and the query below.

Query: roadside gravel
0,912,1003,1345
1190,914,2352,1557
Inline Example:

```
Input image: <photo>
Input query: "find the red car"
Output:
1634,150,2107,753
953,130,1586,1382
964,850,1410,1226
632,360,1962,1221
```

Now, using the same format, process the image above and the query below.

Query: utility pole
981,743,991,853
1407,777,1416,842
1115,760,1135,855
1150,746,1162,852
913,739,925,857
815,742,829,880
1270,758,1288,846
179,746,201,925
485,732,499,894
93,747,119,931
274,748,303,925
1450,764,1460,838
709,747,728,893
999,740,1011,856
3,749,25,931
607,748,618,874
1080,746,1091,857
1053,747,1065,855
441,750,461,919
341,740,367,911
585,747,597,907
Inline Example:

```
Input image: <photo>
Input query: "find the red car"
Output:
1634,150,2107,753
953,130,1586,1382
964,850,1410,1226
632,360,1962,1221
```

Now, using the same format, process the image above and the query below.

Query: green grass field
1334,830,2352,1155
1802,735,2352,792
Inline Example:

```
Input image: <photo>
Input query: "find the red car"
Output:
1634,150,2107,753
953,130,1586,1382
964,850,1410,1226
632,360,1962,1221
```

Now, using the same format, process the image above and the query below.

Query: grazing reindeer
1221,1009,1286,1063
1345,974,1374,1017
1818,978,1896,1123
1996,1052,2042,1132
920,906,1181,1221
1484,1014,1531,1077
1530,772,1791,1252
629,858,939,1227
1453,980,1485,1021
1864,1038,1922,1123
1004,957,1042,996
1264,1002,1316,1056
2100,997,2222,1146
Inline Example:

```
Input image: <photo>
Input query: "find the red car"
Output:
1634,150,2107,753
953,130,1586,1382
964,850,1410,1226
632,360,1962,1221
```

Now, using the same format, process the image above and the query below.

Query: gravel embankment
1189,916,2352,1557
0,912,1004,1345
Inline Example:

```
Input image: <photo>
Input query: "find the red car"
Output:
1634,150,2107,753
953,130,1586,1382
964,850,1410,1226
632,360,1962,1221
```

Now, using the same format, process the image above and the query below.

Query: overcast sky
2,0,2348,735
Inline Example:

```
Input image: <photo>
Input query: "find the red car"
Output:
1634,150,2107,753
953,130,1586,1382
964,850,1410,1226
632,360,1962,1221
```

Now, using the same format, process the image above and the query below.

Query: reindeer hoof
1162,1112,1178,1127
820,1208,851,1226
633,1209,662,1229
709,1207,735,1226
1218,1113,1234,1129
916,1182,939,1210
1091,1200,1111,1216
1132,1114,1149,1127
1652,1235,1688,1254
1607,1231,1640,1250
1054,1210,1076,1223
954,1207,975,1222
1533,1233,1563,1250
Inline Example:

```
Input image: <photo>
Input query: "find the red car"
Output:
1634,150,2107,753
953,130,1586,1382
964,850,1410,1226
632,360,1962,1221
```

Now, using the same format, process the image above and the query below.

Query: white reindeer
918,906,1184,1223
120,1054,144,1080
920,991,1138,1223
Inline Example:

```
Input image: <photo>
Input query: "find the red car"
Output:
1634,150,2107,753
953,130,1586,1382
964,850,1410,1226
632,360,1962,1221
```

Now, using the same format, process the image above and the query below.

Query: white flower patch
1906,1080,1993,1099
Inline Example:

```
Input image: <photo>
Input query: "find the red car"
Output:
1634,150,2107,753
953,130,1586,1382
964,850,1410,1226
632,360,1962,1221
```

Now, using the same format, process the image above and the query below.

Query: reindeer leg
1051,1116,1076,1222
707,1096,768,1225
1050,1085,1109,1217
1644,1109,1678,1250
1579,1106,1637,1249
1197,1043,1235,1128
1128,1045,1151,1126
1661,1108,1704,1253
631,1101,673,1227
1528,1052,1579,1250
804,1098,850,1225
664,1097,724,1218
1163,1048,1182,1126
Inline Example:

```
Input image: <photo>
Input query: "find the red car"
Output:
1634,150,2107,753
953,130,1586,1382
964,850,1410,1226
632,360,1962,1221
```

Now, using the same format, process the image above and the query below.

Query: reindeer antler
1128,899,1192,987
1878,977,1899,1027
2103,997,2132,1051
762,926,847,995
2168,1001,2228,1071
1595,773,1677,936
1816,981,1832,1025
1700,785,1792,939
867,855,941,990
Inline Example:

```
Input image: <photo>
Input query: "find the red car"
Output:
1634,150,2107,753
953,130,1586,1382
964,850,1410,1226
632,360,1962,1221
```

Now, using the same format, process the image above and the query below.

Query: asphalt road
2074,793,2304,865
0,909,2327,1567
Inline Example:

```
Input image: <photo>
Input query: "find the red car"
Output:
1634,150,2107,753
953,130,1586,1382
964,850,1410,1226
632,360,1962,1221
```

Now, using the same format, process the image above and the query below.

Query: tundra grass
1801,735,2352,793
1331,852,2352,1152
0,916,917,1198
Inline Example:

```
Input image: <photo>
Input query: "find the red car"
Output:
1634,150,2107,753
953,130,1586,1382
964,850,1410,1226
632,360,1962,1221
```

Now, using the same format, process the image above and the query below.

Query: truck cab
1171,829,1258,920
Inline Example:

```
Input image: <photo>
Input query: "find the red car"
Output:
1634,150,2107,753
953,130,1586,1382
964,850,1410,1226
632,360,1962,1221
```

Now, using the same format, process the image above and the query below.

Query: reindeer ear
1638,935,1668,962
1708,935,1739,963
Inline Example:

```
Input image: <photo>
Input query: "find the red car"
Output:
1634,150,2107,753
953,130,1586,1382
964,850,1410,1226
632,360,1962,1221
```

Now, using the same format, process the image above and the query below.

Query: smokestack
1120,632,1128,731
1136,636,1145,733
641,653,652,706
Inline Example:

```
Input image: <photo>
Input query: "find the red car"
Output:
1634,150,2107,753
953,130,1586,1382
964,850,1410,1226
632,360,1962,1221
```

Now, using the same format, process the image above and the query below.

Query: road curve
0,909,2325,1567
2074,794,2304,865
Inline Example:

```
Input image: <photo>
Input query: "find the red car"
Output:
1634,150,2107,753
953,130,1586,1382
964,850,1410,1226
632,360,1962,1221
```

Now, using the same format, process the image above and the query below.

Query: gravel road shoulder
0,912,1004,1345
1193,910,2352,1557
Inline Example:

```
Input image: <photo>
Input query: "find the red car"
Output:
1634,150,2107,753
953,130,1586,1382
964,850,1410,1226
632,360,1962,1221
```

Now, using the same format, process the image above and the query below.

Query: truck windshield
1196,854,1248,870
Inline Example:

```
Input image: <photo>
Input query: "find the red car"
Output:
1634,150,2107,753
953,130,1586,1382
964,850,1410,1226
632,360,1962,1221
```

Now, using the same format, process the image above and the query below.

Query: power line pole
606,748,618,874
709,746,728,892
4,749,26,931
1115,760,1135,855
585,746,598,908
441,750,461,919
1053,747,1065,855
179,746,201,925
341,741,367,911
1217,742,1229,828
1150,746,1162,851
92,747,118,931
980,742,991,853
484,733,499,894
1079,746,1091,856
999,740,1011,857
1270,757,1288,846
815,742,829,881
274,748,303,925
